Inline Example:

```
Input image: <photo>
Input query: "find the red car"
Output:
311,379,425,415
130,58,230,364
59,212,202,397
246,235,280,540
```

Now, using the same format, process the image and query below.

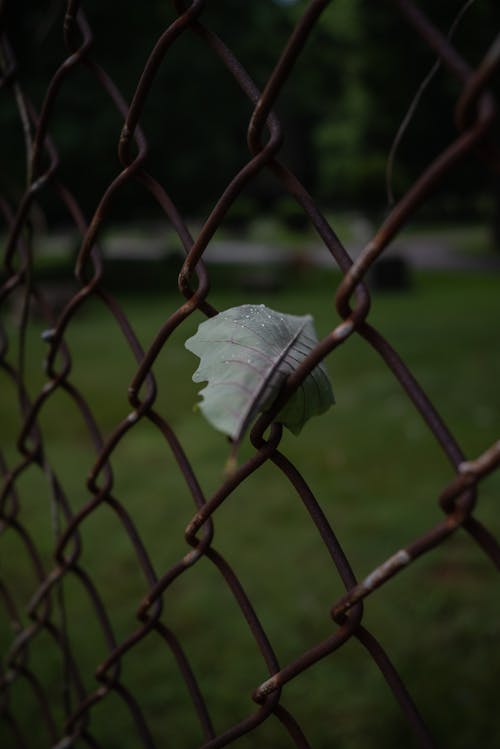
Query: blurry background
1,1,500,748
1,0,500,229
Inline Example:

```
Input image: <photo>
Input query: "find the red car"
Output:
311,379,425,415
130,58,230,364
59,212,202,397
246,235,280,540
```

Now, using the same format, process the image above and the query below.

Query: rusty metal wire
1,1,499,747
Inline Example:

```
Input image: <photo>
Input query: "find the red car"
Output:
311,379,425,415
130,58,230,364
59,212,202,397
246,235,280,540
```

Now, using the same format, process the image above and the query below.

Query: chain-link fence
1,1,499,747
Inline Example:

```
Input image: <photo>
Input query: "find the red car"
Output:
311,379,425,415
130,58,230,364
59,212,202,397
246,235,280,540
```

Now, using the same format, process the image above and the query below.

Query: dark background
1,0,499,234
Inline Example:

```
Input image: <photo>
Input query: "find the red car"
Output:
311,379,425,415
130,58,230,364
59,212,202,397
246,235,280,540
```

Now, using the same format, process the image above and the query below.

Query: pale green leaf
184,304,334,442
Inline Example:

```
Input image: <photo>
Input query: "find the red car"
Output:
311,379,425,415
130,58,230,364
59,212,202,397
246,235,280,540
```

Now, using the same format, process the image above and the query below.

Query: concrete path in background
43,226,500,271
354,234,500,272
203,235,500,271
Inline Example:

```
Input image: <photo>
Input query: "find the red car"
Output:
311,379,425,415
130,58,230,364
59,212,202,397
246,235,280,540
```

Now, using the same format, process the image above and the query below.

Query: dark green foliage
1,0,499,223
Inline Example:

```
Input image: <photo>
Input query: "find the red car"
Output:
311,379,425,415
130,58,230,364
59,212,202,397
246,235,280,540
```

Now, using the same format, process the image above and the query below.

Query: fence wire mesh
1,1,500,747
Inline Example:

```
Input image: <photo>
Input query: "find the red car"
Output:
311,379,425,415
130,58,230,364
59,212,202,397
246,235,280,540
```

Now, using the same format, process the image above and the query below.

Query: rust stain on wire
0,1,499,748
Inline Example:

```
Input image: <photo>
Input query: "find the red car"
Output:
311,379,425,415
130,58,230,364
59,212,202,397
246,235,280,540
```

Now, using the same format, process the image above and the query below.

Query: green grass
1,270,499,748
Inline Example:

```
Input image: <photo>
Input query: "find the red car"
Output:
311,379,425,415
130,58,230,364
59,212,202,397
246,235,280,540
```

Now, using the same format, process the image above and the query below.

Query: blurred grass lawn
1,269,499,749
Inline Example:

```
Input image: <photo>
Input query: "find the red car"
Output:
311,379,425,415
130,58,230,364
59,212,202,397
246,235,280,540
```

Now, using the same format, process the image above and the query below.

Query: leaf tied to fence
185,304,334,445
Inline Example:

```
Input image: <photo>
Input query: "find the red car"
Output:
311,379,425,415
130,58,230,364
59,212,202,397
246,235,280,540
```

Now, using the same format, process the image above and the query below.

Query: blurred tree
310,0,500,222
0,0,498,227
